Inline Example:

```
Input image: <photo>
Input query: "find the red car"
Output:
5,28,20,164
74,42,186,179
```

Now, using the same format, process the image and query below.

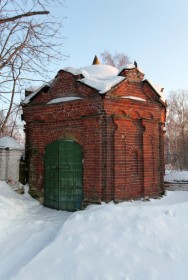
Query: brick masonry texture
22,66,166,205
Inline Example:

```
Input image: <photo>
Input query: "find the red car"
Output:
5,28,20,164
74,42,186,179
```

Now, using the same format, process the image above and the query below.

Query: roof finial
134,61,138,68
92,55,100,65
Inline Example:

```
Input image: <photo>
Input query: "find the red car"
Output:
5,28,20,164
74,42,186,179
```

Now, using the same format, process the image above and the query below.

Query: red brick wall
23,69,166,205
113,118,144,201
23,97,104,203
103,95,165,200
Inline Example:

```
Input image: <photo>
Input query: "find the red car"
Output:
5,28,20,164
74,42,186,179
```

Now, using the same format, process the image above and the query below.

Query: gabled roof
22,63,166,105
143,79,166,104
22,81,53,104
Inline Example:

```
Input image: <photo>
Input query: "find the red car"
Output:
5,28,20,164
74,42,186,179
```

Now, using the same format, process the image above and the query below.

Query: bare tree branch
0,11,49,24
0,0,66,135
0,24,30,70
1,59,22,132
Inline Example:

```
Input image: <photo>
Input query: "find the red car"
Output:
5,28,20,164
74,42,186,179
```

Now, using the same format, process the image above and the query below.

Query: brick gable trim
143,79,166,106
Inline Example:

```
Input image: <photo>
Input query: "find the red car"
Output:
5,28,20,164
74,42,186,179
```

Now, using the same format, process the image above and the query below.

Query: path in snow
0,182,71,280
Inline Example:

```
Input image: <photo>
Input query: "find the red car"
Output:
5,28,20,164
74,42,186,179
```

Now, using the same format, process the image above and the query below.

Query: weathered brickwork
22,65,166,206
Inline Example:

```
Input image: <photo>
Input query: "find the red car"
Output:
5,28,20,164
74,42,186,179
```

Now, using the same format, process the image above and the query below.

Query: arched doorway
44,140,83,211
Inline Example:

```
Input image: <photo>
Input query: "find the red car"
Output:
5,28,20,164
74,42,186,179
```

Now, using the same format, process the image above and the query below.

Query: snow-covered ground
1,181,188,280
165,170,188,182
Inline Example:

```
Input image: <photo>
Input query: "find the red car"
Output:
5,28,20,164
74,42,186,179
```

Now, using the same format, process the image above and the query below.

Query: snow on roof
22,65,125,104
121,96,146,102
64,65,125,94
63,67,80,76
22,81,53,104
64,64,119,78
25,86,39,92
80,75,125,94
120,63,135,70
146,80,166,103
0,136,24,150
80,65,119,79
22,64,165,104
47,96,82,104
118,64,145,75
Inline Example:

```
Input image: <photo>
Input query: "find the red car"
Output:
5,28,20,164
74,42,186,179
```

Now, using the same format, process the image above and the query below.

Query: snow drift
0,181,188,280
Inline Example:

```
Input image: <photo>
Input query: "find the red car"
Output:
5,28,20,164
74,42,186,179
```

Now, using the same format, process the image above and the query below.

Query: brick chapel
22,57,166,211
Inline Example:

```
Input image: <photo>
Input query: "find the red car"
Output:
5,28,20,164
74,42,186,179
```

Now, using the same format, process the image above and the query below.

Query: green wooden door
44,140,83,211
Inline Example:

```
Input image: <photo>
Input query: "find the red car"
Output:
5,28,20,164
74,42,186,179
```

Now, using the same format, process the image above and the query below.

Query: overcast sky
53,0,188,97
